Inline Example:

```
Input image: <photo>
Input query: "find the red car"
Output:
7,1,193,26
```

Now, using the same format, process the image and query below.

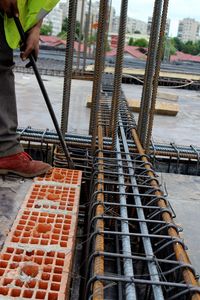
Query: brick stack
0,168,82,299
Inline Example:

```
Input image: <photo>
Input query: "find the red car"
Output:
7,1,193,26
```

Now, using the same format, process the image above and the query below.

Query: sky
111,0,200,37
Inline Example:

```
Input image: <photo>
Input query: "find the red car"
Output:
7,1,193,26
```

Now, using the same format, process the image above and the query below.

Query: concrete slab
14,73,200,145
15,73,92,135
0,176,32,249
157,91,178,102
158,173,200,275
122,84,200,145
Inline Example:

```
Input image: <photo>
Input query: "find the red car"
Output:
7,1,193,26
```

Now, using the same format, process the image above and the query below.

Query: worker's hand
20,20,42,61
0,0,19,17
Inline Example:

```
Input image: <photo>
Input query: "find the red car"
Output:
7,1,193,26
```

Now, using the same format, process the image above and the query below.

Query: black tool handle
14,16,74,168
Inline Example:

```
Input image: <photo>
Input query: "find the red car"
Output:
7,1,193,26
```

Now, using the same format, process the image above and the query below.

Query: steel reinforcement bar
84,85,200,299
16,126,200,161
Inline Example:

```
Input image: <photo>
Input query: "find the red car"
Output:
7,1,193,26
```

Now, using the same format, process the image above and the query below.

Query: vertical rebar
83,0,92,72
145,0,169,151
61,0,78,135
89,15,94,58
110,0,128,150
89,0,108,149
137,0,163,147
77,0,85,71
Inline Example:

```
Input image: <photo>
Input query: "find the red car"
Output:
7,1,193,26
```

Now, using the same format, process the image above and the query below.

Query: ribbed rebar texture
85,76,200,299
110,0,128,150
61,0,78,135
137,0,163,147
77,0,85,71
116,137,137,300
83,0,92,72
89,0,109,149
145,0,169,151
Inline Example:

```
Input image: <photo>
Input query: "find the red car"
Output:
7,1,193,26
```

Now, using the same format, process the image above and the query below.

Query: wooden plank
86,65,200,81
86,96,179,116
128,99,179,116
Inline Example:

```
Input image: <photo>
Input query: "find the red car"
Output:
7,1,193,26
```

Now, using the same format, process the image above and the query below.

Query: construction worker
0,0,59,177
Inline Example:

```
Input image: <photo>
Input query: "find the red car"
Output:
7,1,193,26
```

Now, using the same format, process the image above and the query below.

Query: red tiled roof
170,51,200,63
74,41,85,52
40,36,87,52
106,46,147,60
40,35,66,46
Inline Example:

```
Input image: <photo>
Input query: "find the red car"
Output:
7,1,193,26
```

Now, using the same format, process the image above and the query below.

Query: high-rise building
108,6,116,33
177,18,200,42
147,17,170,36
43,4,63,36
59,0,87,23
59,1,68,21
77,0,87,23
111,16,120,33
90,1,100,23
126,18,147,35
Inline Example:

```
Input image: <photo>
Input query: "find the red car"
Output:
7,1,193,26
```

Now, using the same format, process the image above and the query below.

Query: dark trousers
0,16,23,157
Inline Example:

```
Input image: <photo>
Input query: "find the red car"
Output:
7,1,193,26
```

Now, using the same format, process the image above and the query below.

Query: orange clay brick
0,168,82,299
35,168,82,187
5,210,77,252
22,184,80,214
0,247,73,299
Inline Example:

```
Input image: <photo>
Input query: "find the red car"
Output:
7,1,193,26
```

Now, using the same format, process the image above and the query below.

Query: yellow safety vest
4,0,60,49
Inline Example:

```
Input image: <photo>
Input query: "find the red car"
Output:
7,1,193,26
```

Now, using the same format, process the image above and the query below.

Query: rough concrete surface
122,84,200,145
158,173,200,275
0,176,32,249
15,73,92,135
15,73,200,146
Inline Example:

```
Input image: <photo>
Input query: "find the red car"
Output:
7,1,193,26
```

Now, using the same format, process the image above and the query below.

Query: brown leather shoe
0,152,51,178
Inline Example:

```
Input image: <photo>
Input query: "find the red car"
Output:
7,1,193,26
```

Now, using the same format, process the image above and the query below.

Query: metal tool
14,16,74,168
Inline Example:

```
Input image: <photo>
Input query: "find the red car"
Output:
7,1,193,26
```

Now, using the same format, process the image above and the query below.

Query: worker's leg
0,16,51,177
0,16,23,157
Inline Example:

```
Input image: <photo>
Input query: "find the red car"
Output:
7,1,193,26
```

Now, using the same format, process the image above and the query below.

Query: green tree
75,21,81,40
58,18,82,41
88,34,97,45
172,37,184,51
182,40,196,55
163,37,176,61
40,23,53,36
128,37,134,46
62,17,68,32
133,38,148,47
